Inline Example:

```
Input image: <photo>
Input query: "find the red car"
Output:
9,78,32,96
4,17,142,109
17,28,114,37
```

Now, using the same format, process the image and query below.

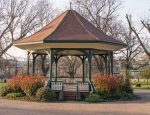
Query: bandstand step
64,91,76,100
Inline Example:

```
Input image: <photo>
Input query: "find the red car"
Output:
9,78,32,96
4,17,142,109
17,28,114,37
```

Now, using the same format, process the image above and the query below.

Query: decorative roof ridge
72,10,100,40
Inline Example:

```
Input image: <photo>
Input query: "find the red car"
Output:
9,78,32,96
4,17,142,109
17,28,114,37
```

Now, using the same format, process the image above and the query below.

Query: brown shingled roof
14,10,125,46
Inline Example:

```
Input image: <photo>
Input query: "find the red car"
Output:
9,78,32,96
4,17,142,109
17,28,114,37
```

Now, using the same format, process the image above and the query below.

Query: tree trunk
41,55,49,76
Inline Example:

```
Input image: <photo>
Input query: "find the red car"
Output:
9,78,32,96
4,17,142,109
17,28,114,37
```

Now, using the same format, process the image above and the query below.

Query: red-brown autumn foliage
7,75,23,93
7,74,45,97
93,74,124,96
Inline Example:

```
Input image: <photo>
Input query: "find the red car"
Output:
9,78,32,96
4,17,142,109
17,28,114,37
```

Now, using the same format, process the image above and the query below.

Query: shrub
6,93,24,99
136,83,141,87
93,74,124,98
20,75,44,98
0,85,12,97
85,94,104,103
122,80,133,94
119,92,136,100
140,67,150,85
36,87,56,102
7,74,44,98
4,79,6,83
7,75,23,93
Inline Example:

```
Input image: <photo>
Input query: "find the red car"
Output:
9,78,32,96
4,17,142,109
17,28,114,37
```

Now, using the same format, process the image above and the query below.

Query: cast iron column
104,54,108,74
88,49,92,82
50,49,54,81
27,51,30,75
108,53,111,75
55,55,58,82
111,52,113,75
82,56,85,82
32,54,35,74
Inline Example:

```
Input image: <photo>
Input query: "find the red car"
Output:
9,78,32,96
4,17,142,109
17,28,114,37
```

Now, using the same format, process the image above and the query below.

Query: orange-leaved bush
7,75,23,93
93,74,124,97
7,74,45,98
20,74,44,98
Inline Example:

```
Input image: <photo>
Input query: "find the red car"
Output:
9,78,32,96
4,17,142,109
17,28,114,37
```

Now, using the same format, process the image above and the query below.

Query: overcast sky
7,0,150,60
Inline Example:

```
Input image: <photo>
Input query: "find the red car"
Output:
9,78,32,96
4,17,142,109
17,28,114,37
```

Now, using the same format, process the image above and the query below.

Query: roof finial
70,2,72,10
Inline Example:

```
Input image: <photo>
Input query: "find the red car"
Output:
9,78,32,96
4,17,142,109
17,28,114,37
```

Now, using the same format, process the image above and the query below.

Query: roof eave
43,40,127,47
14,41,43,46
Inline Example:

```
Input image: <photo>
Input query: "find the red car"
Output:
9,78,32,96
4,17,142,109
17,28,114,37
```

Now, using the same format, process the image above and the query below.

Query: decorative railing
51,81,63,91
50,81,90,92
77,81,89,91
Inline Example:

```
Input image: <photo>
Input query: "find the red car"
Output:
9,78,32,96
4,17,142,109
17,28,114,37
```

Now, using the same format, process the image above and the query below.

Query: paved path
0,89,149,115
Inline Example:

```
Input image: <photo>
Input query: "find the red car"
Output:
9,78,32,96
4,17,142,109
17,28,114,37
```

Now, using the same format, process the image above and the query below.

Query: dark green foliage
95,89,121,100
85,94,104,103
4,79,6,83
36,87,57,102
122,80,133,94
6,93,24,99
95,91,108,99
10,86,24,94
119,92,136,100
0,86,12,97
136,83,141,87
110,91,123,100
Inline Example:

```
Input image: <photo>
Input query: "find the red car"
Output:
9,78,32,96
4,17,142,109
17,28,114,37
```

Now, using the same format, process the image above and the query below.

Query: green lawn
131,79,150,89
0,83,6,89
132,85,150,89
131,79,150,85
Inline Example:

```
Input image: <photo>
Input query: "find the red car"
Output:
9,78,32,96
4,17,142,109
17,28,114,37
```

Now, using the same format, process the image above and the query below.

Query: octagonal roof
14,10,126,51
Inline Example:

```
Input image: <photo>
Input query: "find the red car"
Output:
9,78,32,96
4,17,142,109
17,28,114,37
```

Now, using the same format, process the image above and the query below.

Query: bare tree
141,20,150,33
0,0,57,57
119,24,141,78
72,0,124,74
93,56,105,73
72,0,123,39
59,56,82,78
0,53,20,78
126,14,150,60
115,15,150,79
41,55,49,76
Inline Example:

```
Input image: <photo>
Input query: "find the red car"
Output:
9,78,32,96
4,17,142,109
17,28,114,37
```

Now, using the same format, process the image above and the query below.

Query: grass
132,85,150,89
0,82,6,89
131,79,150,85
131,79,150,89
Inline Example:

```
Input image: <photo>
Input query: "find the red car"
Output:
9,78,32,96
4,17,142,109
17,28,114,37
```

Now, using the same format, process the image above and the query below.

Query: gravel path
0,89,149,115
